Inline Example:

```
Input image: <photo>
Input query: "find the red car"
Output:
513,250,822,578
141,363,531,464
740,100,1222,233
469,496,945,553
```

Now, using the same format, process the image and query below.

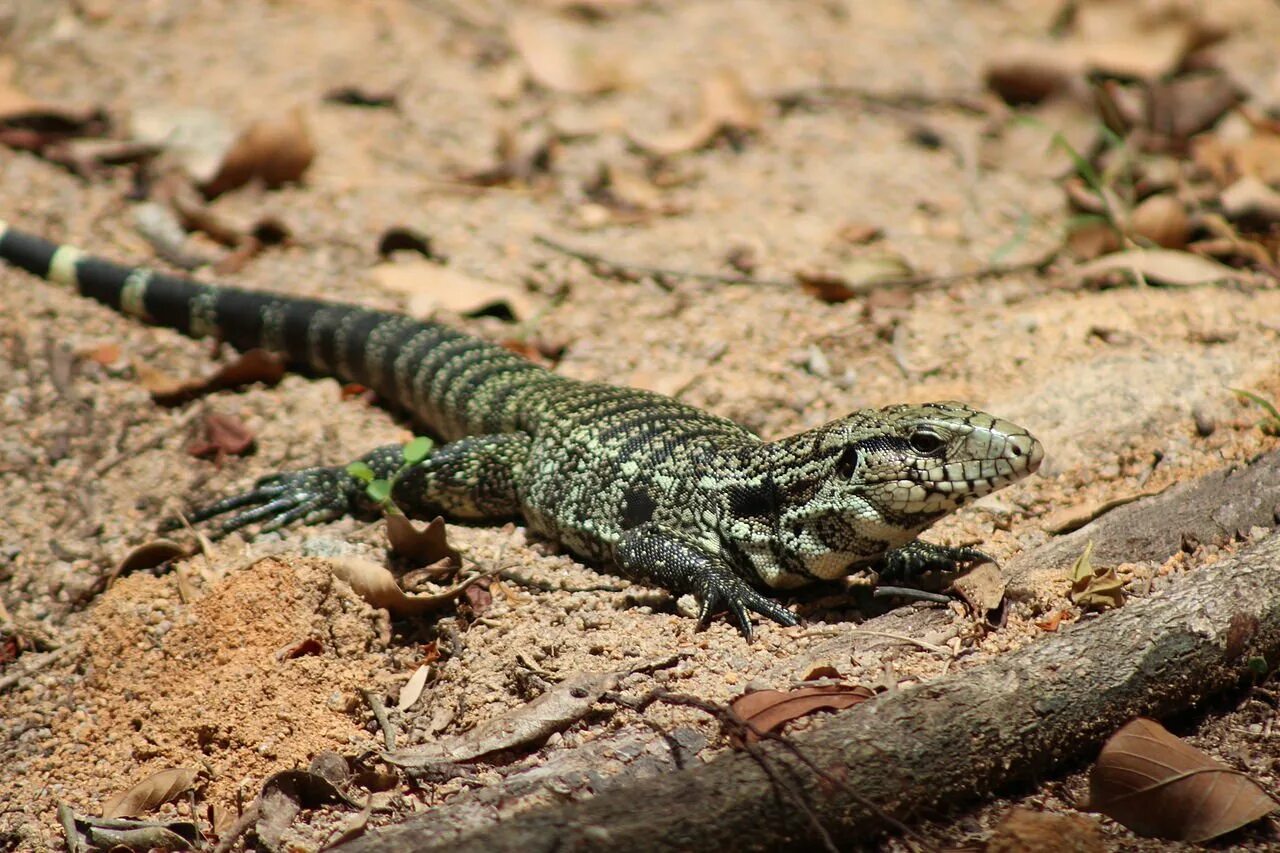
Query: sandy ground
2,0,1279,849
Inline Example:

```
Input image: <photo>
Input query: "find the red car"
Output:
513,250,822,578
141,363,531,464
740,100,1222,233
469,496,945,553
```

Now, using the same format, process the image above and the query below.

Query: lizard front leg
185,433,531,535
615,523,798,641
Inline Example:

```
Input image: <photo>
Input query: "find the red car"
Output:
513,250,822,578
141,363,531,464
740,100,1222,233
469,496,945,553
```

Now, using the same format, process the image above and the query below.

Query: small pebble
1191,406,1215,437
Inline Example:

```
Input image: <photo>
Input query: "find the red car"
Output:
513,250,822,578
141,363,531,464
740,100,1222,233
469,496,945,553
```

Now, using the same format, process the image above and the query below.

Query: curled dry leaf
1067,540,1124,611
1089,717,1278,842
986,808,1107,853
101,767,199,819
1043,484,1172,534
385,671,620,767
186,412,256,461
508,14,623,95
1068,248,1251,288
370,259,537,322
278,637,324,660
113,539,196,579
256,769,359,852
0,57,108,153
147,349,285,406
328,556,489,616
385,514,462,567
631,69,764,156
796,253,915,303
202,107,316,198
729,684,875,745
131,106,238,186
950,561,1006,614
1126,194,1189,249
397,664,431,712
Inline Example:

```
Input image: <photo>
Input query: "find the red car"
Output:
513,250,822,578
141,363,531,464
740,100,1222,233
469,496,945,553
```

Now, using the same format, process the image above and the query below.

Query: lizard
0,221,1043,639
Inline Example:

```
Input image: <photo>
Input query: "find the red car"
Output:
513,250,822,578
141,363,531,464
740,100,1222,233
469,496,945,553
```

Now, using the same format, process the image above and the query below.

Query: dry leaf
1067,540,1124,611
630,69,763,156
101,768,199,819
1126,194,1189,249
1144,73,1243,143
83,342,122,367
130,106,238,185
385,671,620,767
385,515,462,567
801,664,842,681
113,539,196,579
202,107,315,198
323,86,397,109
508,14,623,95
1069,248,1251,288
950,561,1007,614
1043,484,1171,534
1220,176,1280,225
0,57,108,153
1089,717,1278,841
147,349,285,406
370,259,536,321
397,665,430,712
834,222,884,245
986,807,1107,853
1035,610,1071,632
278,637,323,660
186,413,255,460
729,684,874,745
796,254,915,303
328,556,486,615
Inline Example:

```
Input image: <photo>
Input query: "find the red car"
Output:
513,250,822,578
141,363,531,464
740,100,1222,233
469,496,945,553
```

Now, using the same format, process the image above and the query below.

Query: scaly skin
0,223,1044,638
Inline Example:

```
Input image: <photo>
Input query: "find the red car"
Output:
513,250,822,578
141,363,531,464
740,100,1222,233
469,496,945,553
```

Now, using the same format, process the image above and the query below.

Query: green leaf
1247,656,1269,677
346,461,376,483
402,436,434,466
366,479,392,504
1230,388,1280,435
1050,130,1103,195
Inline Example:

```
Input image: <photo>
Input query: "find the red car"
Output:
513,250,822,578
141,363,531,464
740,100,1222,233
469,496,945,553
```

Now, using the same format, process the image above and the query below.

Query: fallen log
339,530,1280,852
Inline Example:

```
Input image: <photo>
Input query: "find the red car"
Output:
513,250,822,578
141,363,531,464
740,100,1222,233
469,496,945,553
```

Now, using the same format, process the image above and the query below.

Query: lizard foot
876,541,991,582
695,568,800,642
172,466,362,538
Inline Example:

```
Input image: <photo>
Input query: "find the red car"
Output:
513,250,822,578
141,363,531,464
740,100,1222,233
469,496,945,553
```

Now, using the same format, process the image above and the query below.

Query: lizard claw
175,466,361,539
696,571,799,642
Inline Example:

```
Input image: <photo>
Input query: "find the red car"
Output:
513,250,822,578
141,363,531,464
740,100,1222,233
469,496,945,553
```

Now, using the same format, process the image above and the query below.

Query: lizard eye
909,429,945,455
835,446,861,478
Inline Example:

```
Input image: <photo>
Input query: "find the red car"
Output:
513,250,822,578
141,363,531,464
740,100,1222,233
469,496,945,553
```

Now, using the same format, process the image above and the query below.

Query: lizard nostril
1011,445,1023,457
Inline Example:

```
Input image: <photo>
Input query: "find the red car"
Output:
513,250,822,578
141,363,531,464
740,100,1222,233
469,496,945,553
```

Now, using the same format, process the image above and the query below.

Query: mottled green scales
0,222,1043,638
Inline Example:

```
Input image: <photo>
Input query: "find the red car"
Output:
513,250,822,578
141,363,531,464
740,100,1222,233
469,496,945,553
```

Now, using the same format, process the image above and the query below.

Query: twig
536,233,1057,295
93,407,203,476
211,802,259,853
774,85,990,116
622,689,939,853
872,585,954,606
0,645,73,693
533,234,792,290
361,688,396,752
847,629,952,656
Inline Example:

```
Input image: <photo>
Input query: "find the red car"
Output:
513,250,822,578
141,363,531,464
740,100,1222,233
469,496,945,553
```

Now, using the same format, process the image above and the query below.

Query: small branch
361,688,396,752
847,628,953,656
773,85,991,116
535,233,1057,295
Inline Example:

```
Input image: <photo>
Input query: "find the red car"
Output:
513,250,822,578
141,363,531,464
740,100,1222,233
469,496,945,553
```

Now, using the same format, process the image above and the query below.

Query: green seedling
347,436,436,514
1230,388,1280,437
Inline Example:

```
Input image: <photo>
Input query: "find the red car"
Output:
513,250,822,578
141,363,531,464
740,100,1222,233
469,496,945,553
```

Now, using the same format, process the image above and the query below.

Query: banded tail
0,222,555,438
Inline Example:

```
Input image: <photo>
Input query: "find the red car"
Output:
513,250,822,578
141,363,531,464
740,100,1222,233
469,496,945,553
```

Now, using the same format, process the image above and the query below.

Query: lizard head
762,402,1043,581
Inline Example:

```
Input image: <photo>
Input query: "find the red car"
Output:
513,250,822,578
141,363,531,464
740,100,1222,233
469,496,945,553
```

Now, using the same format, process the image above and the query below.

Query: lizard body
0,222,1043,637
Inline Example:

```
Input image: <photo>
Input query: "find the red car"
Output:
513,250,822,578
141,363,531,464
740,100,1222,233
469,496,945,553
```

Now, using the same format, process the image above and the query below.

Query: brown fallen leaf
1043,484,1172,534
508,14,623,95
328,556,490,616
186,413,256,461
0,57,109,154
631,69,764,156
101,768,199,819
385,515,462,567
377,226,438,260
1067,540,1124,611
1088,717,1278,842
986,807,1107,853
834,222,884,245
796,254,915,303
1034,610,1071,632
370,259,537,321
323,86,398,109
396,664,431,712
1125,194,1189,249
950,561,1006,614
729,684,875,745
385,671,620,767
256,769,360,851
278,637,324,660
1220,176,1280,225
148,349,286,406
1068,248,1252,288
83,342,122,367
1143,72,1244,144
202,107,316,198
458,124,558,188
113,539,197,579
130,106,238,186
